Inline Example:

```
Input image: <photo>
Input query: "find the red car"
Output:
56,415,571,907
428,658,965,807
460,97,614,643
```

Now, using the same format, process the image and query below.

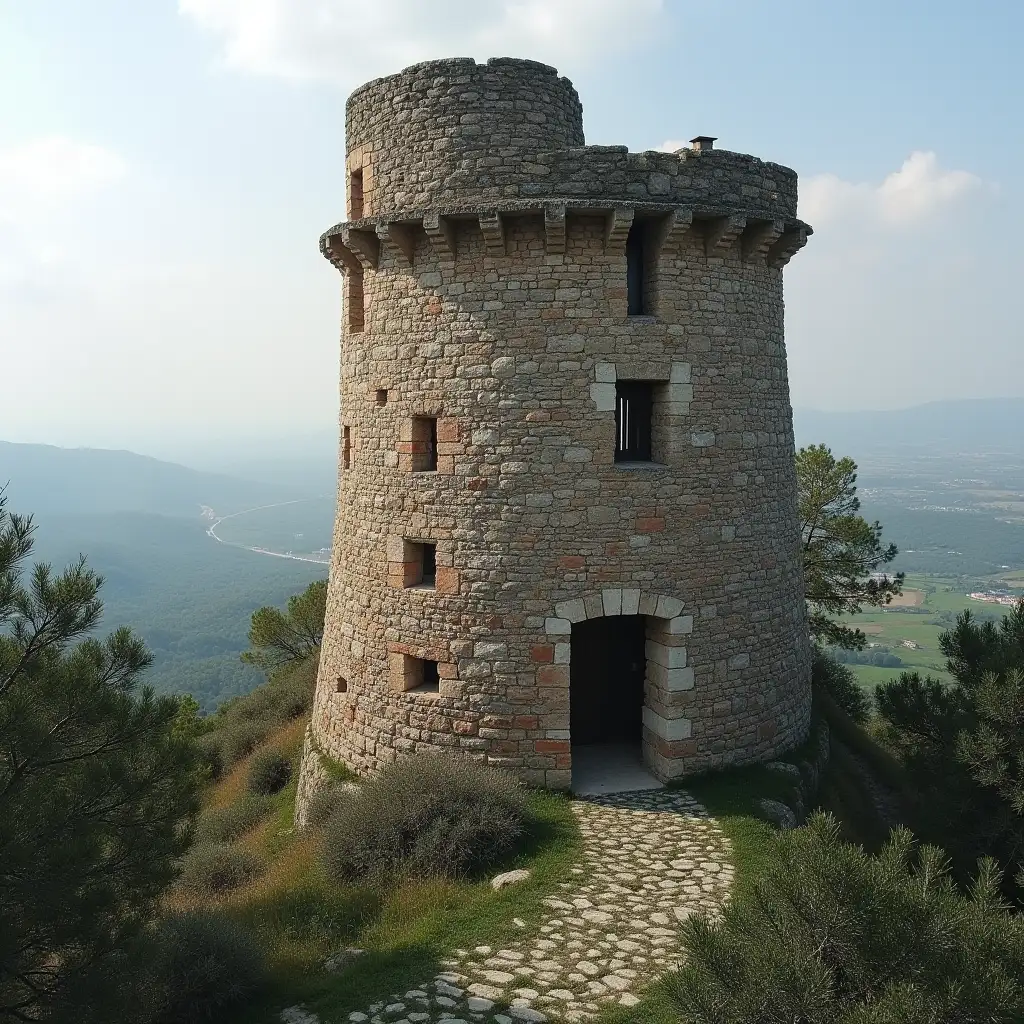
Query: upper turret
345,57,584,217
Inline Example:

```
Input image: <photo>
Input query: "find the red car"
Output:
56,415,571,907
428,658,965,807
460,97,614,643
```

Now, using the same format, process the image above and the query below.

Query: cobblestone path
282,789,733,1024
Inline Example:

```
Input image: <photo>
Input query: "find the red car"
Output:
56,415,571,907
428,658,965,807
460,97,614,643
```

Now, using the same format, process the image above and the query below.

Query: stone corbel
341,226,380,269
423,211,457,260
650,207,694,258
604,207,634,250
322,233,362,274
741,219,785,263
702,214,747,256
544,203,566,254
376,221,417,267
767,225,811,268
479,211,505,256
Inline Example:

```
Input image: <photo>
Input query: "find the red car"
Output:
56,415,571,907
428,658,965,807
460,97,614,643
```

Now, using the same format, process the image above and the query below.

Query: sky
1,0,1021,464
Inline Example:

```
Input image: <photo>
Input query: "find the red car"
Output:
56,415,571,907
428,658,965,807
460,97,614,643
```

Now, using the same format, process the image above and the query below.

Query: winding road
203,500,331,565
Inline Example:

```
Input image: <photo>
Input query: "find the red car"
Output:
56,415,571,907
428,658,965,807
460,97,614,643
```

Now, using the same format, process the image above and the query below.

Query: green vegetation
194,796,273,845
241,578,328,671
28,511,326,711
179,842,266,896
248,749,294,796
797,444,902,648
148,911,267,1023
668,814,1024,1022
0,493,202,1022
875,602,1024,902
322,754,530,884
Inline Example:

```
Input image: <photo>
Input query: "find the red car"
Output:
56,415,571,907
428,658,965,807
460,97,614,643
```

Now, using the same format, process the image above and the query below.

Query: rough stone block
621,588,641,615
602,588,623,616
643,707,692,741
554,599,586,623
589,382,616,411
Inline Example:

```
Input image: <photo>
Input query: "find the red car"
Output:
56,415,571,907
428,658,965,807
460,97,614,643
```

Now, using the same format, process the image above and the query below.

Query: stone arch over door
543,589,695,781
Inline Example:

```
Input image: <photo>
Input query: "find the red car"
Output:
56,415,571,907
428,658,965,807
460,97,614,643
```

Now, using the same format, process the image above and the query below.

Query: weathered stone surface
491,869,532,890
757,797,799,830
298,54,814,817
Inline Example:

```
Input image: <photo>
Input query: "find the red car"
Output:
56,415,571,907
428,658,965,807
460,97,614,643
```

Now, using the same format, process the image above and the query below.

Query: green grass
176,715,584,1024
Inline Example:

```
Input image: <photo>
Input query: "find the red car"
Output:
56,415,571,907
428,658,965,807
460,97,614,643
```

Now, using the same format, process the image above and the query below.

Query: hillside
2,440,333,711
0,440,302,518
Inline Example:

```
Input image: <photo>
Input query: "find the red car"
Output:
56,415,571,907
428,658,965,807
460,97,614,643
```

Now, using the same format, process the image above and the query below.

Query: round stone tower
298,56,813,805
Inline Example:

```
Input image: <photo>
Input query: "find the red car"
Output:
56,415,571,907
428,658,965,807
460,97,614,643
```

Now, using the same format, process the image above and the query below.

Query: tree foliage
797,445,903,648
240,578,327,670
0,492,201,1021
669,813,1024,1023
875,601,1024,901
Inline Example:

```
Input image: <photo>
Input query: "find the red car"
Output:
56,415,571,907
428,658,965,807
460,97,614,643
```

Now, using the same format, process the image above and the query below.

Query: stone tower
298,56,813,802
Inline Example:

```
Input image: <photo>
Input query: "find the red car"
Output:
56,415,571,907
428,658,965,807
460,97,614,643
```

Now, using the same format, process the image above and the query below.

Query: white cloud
657,139,689,152
179,0,663,84
800,151,981,227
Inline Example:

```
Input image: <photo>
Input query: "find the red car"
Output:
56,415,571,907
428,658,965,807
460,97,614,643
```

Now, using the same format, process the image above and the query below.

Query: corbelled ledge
319,200,812,274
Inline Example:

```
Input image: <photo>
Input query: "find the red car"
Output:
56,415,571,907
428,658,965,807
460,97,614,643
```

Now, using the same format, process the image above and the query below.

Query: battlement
342,59,799,222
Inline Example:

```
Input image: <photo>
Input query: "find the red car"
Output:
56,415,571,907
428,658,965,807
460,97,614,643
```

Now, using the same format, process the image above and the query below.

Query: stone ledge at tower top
341,56,803,222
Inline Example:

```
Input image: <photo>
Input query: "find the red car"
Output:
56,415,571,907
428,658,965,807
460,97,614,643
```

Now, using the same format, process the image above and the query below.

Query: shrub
219,720,270,766
148,911,265,1022
247,749,293,796
178,842,264,895
195,732,224,781
812,645,870,723
669,813,1024,1022
306,780,360,828
193,796,271,845
323,754,529,882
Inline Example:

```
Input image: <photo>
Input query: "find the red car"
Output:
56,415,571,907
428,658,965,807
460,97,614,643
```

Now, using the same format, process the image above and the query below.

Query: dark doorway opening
570,615,646,746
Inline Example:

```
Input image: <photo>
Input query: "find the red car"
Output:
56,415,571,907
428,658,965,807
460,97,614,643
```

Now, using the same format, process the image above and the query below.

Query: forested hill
0,440,301,518
1,440,330,712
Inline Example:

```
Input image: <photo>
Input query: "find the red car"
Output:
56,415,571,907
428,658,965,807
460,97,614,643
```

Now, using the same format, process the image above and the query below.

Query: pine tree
240,578,327,670
0,492,201,1020
797,445,903,648
670,813,1024,1022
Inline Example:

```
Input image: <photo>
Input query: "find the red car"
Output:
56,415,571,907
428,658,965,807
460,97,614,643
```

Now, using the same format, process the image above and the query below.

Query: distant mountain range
794,398,1024,457
0,440,306,519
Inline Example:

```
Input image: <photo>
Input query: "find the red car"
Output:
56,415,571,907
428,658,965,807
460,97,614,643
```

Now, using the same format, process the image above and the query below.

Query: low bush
247,748,293,795
812,645,870,723
195,732,224,781
193,796,272,845
668,812,1024,1022
219,720,269,766
323,754,529,882
178,842,264,895
306,781,355,828
148,911,265,1022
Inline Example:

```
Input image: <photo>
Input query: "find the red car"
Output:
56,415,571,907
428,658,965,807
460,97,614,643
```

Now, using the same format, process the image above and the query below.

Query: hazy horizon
2,1,1022,452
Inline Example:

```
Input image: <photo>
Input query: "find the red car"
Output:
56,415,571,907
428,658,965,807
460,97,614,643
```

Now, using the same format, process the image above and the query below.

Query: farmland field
836,573,1022,693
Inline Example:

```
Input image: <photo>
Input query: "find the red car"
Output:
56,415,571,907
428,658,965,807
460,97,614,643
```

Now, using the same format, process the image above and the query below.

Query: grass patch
211,788,580,1023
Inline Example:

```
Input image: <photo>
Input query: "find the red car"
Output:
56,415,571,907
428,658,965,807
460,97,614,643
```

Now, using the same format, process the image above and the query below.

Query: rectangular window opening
420,542,436,587
347,271,364,334
419,659,440,692
376,388,388,406
342,426,352,470
412,416,438,472
348,168,364,220
626,221,649,316
615,381,653,463
336,676,348,693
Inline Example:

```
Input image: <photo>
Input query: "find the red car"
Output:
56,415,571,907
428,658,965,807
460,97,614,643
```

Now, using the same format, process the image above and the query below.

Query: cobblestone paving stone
282,789,733,1024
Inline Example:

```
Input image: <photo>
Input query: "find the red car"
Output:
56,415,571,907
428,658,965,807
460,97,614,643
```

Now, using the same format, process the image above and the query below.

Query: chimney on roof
690,136,717,152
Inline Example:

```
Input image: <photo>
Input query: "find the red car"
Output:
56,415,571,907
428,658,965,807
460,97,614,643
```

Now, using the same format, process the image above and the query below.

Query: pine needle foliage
0,493,201,1021
876,601,1024,899
797,445,903,649
669,813,1024,1023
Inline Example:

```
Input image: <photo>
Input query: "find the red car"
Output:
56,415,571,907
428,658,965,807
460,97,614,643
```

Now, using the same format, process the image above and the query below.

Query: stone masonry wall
298,57,813,804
